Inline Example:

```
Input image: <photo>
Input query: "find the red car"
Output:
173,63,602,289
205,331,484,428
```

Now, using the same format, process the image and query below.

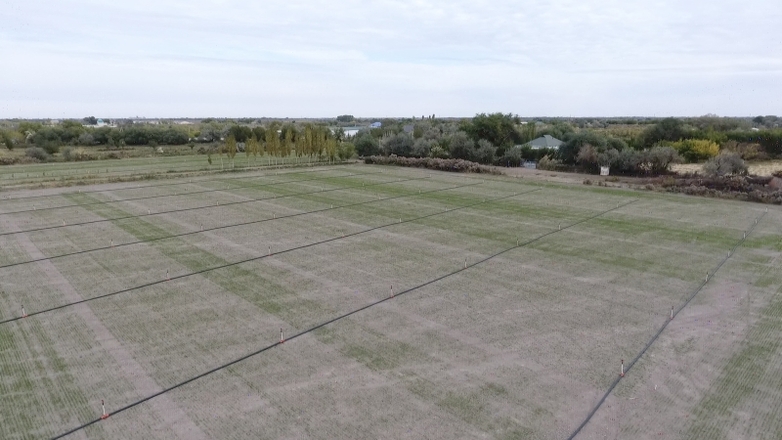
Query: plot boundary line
0,160,347,196
0,165,346,205
0,168,367,215
0,171,382,234
47,198,635,440
0,181,499,324
0,174,435,269
566,211,767,440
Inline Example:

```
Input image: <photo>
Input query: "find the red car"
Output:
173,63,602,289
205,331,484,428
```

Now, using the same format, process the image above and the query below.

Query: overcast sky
1,0,779,118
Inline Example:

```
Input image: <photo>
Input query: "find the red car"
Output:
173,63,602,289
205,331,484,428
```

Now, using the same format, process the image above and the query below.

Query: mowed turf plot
0,164,780,440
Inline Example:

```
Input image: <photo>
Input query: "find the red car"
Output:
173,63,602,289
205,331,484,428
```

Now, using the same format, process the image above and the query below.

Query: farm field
0,163,780,439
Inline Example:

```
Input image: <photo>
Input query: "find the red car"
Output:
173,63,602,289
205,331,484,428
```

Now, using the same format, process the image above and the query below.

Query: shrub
25,147,50,162
537,155,563,171
721,141,768,161
702,152,748,177
62,147,73,161
364,155,501,174
669,139,719,162
338,142,356,160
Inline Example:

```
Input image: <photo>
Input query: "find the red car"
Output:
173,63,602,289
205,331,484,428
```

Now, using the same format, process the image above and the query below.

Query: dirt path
6,217,208,440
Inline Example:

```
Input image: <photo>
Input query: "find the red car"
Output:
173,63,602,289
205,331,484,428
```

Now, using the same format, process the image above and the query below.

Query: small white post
516,238,519,246
148,209,151,215
62,220,66,226
670,306,674,320
166,269,170,281
33,205,36,210
558,224,561,230
268,246,271,256
620,359,625,377
280,328,284,343
706,272,709,282
110,240,113,247
390,285,394,298
200,224,203,231
101,399,108,419
21,305,27,318
464,258,467,269
744,232,746,239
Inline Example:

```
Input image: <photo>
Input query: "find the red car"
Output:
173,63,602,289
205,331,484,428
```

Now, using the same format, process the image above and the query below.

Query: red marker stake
100,400,109,420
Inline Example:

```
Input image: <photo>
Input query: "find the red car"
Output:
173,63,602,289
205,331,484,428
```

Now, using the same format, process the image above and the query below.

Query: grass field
0,162,780,439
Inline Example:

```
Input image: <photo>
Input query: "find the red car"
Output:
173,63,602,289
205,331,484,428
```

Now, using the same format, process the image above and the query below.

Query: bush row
364,155,502,174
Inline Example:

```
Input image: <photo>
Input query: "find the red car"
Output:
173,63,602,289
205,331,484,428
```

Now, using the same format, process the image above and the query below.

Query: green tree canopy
460,113,522,154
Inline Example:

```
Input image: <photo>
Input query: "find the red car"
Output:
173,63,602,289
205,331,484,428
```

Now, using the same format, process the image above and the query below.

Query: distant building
524,135,564,150
370,121,382,128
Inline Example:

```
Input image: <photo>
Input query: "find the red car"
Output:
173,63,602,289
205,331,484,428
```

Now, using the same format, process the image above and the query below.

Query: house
370,121,382,129
524,135,563,150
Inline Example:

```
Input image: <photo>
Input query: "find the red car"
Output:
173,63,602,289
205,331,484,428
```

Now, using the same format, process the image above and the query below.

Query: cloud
0,0,780,117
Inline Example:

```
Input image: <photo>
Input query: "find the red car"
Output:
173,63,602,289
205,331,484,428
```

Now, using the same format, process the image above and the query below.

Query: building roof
527,135,563,148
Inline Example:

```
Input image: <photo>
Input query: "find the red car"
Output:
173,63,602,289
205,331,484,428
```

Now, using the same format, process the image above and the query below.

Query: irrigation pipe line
0,171,394,237
0,175,451,270
566,210,767,440
47,197,634,440
0,158,342,191
1,181,494,325
0,168,371,216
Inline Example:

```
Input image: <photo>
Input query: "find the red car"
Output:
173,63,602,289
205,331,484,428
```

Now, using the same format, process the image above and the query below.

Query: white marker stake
22,305,27,318
268,246,271,256
200,224,203,231
110,240,113,248
464,258,467,269
148,209,151,215
670,306,674,320
559,224,561,230
391,285,394,298
101,400,108,420
280,328,285,343
706,273,709,282
620,360,625,377
516,238,519,246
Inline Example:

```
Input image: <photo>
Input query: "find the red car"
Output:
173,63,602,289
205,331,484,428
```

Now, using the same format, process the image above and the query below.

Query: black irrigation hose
0,158,338,191
0,163,354,203
48,196,634,440
1,181,492,325
566,210,768,440
0,171,387,237
0,175,444,269
0,168,370,216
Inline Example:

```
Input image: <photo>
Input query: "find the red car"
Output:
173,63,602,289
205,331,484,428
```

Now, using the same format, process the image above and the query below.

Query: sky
1,0,780,118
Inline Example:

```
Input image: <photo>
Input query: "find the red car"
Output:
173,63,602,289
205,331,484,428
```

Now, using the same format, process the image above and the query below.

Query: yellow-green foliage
669,139,719,163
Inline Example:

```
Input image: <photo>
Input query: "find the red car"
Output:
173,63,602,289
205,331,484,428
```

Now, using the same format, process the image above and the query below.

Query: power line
48,197,634,440
566,211,767,440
